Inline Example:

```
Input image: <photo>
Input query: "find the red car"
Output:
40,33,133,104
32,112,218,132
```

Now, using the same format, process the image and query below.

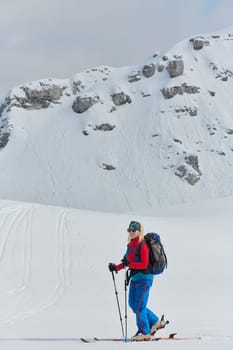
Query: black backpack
141,233,168,275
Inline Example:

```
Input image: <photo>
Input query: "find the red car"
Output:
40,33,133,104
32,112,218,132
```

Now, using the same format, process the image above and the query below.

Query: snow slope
1,27,233,212
0,198,232,349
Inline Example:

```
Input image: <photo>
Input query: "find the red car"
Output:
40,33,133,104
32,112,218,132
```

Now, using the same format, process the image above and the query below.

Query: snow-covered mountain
1,26,233,213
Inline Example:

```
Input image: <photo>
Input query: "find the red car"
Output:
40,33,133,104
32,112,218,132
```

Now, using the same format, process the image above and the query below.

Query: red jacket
116,236,149,272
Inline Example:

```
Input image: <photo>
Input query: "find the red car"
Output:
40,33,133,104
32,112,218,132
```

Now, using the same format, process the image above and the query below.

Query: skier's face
128,229,139,239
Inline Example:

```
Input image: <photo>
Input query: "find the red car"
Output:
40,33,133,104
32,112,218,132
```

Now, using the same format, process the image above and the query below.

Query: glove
108,263,117,273
121,256,130,267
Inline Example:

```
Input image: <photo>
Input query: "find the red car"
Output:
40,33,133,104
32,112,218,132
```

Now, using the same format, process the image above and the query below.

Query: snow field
0,199,232,349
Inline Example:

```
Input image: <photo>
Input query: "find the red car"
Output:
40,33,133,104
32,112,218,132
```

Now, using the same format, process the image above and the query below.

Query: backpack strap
131,239,151,275
135,239,145,261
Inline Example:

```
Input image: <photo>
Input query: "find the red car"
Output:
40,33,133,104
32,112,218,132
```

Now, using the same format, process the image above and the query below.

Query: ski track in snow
0,206,72,326
56,209,72,295
47,165,57,197
0,206,34,295
0,206,27,263
7,206,33,295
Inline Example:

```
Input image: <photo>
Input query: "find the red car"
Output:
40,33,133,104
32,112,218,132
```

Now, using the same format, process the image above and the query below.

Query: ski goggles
127,221,141,232
127,228,137,232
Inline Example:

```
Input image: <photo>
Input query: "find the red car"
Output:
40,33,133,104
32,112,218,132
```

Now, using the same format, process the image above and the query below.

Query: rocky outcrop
175,106,198,117
207,124,217,136
72,96,97,113
128,71,141,83
185,155,201,174
208,90,216,97
175,155,202,185
157,64,164,72
94,123,115,131
216,69,233,81
161,83,200,99
210,61,233,81
9,84,66,110
0,113,10,148
0,126,10,148
72,80,84,94
0,97,11,117
101,163,116,170
142,64,155,78
190,36,210,50
167,60,184,78
0,97,12,148
112,92,132,106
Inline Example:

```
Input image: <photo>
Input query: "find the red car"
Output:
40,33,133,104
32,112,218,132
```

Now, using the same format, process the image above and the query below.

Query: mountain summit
1,26,233,213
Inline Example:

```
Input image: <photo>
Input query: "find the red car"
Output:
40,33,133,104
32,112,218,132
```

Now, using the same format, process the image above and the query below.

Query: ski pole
124,269,128,342
111,271,125,338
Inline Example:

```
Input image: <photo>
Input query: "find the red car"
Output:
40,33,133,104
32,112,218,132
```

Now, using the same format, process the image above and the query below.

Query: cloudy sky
1,0,233,99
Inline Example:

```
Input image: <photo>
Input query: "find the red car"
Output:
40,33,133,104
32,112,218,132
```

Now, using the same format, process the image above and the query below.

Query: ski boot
130,331,152,341
150,315,169,335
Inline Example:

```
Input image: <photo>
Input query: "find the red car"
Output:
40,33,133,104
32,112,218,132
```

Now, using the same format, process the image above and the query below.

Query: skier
108,220,165,340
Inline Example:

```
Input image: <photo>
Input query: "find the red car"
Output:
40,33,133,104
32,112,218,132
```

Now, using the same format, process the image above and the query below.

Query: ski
129,333,199,342
80,333,200,343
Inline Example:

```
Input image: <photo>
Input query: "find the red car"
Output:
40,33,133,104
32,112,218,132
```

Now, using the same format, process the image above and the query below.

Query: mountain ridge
1,26,233,213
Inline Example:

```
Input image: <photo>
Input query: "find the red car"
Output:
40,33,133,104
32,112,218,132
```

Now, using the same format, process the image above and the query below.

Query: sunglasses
127,228,137,232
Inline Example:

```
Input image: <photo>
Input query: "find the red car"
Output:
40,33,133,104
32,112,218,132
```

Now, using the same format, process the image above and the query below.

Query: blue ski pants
128,279,158,335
